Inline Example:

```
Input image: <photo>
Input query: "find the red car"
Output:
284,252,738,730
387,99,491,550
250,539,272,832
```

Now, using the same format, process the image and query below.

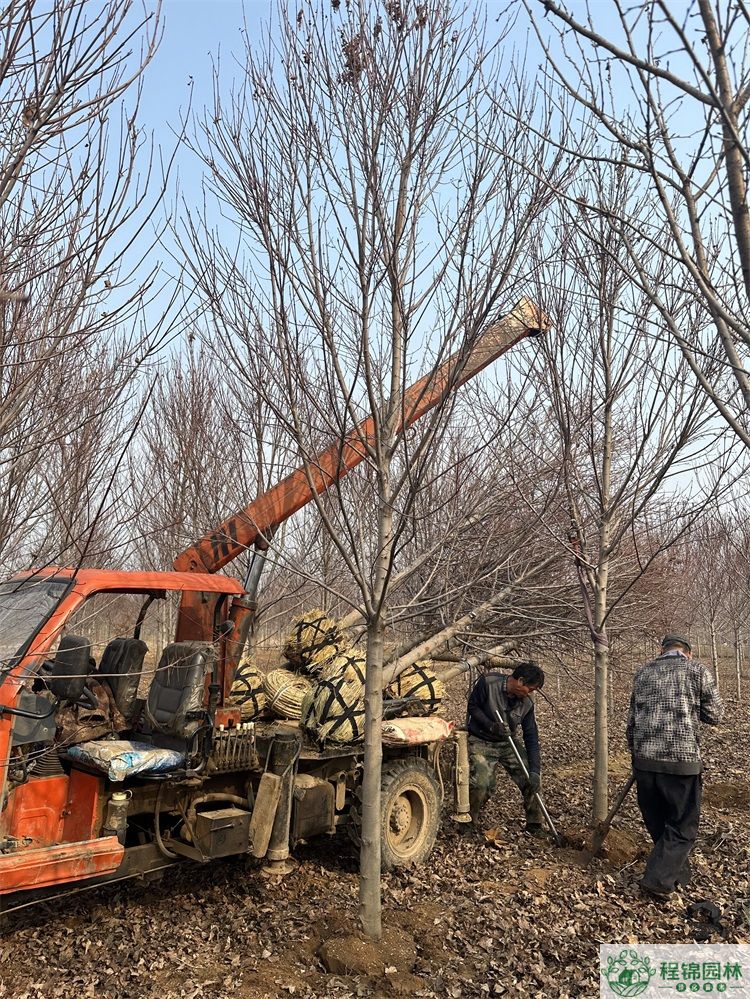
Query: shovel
585,773,636,861
494,709,562,846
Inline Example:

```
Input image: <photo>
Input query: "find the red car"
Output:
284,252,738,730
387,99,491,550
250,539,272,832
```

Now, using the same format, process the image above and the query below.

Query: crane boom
174,297,549,575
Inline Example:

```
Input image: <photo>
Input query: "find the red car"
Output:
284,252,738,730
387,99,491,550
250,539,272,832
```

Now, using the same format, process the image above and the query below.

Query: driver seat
66,642,215,781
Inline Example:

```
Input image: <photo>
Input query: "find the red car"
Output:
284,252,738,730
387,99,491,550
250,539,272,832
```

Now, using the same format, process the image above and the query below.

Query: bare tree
182,0,569,938
0,0,173,573
522,167,735,820
525,0,750,449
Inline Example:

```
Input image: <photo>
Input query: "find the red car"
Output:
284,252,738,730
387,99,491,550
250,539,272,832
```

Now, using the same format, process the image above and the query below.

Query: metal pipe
264,732,300,871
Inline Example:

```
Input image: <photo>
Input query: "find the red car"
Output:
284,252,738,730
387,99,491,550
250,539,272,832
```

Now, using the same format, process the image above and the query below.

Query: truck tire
350,758,441,871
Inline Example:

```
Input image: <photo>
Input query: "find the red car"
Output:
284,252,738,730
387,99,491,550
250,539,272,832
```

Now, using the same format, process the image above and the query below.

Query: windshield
0,578,70,669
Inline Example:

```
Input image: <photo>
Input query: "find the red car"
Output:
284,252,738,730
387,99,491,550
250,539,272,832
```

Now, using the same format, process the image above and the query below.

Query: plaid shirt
626,651,723,774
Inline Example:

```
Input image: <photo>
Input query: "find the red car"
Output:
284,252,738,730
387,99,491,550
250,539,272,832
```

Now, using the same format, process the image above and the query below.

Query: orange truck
0,300,547,913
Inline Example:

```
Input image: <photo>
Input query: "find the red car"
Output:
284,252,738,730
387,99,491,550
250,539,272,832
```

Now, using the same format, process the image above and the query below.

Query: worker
466,660,547,837
627,633,723,899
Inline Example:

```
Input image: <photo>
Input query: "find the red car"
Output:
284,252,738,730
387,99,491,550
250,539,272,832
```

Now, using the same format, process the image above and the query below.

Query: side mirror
47,634,93,703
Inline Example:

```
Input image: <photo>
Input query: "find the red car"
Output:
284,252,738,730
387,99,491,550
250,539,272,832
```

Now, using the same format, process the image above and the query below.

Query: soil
1,681,748,998
704,781,750,810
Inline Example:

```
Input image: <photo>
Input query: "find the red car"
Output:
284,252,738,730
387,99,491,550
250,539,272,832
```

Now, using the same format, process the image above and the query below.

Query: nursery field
2,678,747,999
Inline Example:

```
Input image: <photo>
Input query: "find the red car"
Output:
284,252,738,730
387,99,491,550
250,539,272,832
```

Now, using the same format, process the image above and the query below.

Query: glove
527,771,541,793
489,721,505,740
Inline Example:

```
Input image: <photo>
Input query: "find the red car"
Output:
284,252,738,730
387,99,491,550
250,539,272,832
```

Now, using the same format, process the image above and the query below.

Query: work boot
639,879,673,900
676,862,692,888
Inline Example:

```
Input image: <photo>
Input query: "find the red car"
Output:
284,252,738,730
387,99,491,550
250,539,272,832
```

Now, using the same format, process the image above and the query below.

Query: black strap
316,677,364,741
295,615,341,662
396,666,439,705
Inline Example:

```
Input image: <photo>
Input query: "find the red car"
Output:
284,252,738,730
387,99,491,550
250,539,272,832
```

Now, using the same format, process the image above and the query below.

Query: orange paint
5,775,68,846
0,836,124,893
62,770,102,843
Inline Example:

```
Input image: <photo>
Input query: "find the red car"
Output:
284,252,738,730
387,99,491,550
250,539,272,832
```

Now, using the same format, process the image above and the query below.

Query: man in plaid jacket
627,633,723,898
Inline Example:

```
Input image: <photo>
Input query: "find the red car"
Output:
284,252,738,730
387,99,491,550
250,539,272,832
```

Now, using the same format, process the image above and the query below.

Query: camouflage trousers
468,735,544,827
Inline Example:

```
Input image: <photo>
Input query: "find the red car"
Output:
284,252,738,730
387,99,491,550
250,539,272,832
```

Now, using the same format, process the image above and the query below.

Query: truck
0,299,548,913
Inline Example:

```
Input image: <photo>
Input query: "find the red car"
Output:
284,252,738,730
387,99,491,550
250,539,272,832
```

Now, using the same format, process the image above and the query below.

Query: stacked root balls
228,609,443,744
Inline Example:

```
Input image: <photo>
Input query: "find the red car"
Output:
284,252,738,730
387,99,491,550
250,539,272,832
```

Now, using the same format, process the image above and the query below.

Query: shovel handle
602,773,636,830
494,708,562,846
589,773,636,856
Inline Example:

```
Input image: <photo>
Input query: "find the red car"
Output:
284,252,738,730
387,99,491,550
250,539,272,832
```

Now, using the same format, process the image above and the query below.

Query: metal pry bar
494,708,562,846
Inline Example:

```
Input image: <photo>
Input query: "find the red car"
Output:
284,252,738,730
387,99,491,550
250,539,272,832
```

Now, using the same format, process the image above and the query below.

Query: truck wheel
350,758,441,871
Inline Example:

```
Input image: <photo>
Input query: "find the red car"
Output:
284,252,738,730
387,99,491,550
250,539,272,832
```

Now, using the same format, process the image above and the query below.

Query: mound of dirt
318,924,417,977
563,823,648,866
705,782,750,810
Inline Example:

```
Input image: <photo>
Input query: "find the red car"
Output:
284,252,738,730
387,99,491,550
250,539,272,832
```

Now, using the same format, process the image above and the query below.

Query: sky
130,0,543,338
142,0,254,139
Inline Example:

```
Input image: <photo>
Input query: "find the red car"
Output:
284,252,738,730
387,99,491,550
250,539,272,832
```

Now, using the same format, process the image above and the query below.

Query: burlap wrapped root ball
386,661,444,714
319,649,366,683
302,651,366,744
228,660,266,720
263,668,313,720
283,610,346,675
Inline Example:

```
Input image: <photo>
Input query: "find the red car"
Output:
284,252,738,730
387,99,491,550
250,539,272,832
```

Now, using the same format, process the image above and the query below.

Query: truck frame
0,300,547,912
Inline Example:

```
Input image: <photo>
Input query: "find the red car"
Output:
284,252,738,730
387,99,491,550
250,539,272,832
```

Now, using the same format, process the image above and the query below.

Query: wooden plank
249,773,282,858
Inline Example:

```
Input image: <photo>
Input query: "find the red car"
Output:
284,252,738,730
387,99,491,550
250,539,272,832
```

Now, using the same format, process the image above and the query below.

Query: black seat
64,641,216,782
141,641,215,740
96,637,148,723
46,634,94,704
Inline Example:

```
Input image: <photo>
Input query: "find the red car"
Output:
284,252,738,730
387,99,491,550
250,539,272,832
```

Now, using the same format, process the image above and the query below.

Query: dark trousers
635,769,701,893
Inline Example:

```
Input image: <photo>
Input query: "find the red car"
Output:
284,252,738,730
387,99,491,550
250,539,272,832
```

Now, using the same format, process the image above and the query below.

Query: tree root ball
318,926,417,977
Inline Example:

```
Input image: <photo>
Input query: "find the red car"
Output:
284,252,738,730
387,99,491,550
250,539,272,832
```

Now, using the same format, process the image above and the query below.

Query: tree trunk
735,626,742,701
432,644,516,683
359,615,385,940
592,633,609,822
359,469,394,939
592,562,610,823
710,618,719,691
382,555,557,686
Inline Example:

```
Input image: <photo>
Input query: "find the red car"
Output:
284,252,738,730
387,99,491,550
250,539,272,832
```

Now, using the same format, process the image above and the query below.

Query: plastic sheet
67,740,185,781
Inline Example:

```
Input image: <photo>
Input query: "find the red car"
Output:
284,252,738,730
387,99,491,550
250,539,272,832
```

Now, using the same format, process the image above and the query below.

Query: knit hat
661,633,691,652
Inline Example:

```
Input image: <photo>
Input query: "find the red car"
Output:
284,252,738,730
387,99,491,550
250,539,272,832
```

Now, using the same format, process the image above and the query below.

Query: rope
263,669,312,720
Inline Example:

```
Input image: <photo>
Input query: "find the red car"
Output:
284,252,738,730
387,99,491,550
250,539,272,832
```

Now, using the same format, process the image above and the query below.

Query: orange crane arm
174,297,550,575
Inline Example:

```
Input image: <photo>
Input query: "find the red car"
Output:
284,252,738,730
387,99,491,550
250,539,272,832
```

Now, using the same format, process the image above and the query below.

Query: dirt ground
1,682,748,999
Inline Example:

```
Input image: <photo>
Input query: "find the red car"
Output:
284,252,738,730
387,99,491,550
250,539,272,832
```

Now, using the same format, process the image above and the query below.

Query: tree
183,0,569,938
0,0,170,573
525,0,750,449
521,166,734,820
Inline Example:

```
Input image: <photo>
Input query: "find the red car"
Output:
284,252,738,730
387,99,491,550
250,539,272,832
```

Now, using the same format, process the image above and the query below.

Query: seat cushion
66,740,185,781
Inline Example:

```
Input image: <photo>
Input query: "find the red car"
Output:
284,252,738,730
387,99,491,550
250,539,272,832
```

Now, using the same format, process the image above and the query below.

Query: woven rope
320,650,366,683
228,662,266,720
283,610,345,674
302,657,365,745
263,668,313,720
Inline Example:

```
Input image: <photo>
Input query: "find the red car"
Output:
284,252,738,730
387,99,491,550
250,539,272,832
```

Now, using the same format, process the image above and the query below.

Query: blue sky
144,1,250,123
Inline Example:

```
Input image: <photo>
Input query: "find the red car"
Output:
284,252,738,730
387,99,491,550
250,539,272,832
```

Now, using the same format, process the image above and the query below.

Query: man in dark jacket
627,633,723,898
466,661,546,836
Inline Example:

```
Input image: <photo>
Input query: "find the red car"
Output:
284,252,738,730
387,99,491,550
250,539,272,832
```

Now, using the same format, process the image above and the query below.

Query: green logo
602,949,656,997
